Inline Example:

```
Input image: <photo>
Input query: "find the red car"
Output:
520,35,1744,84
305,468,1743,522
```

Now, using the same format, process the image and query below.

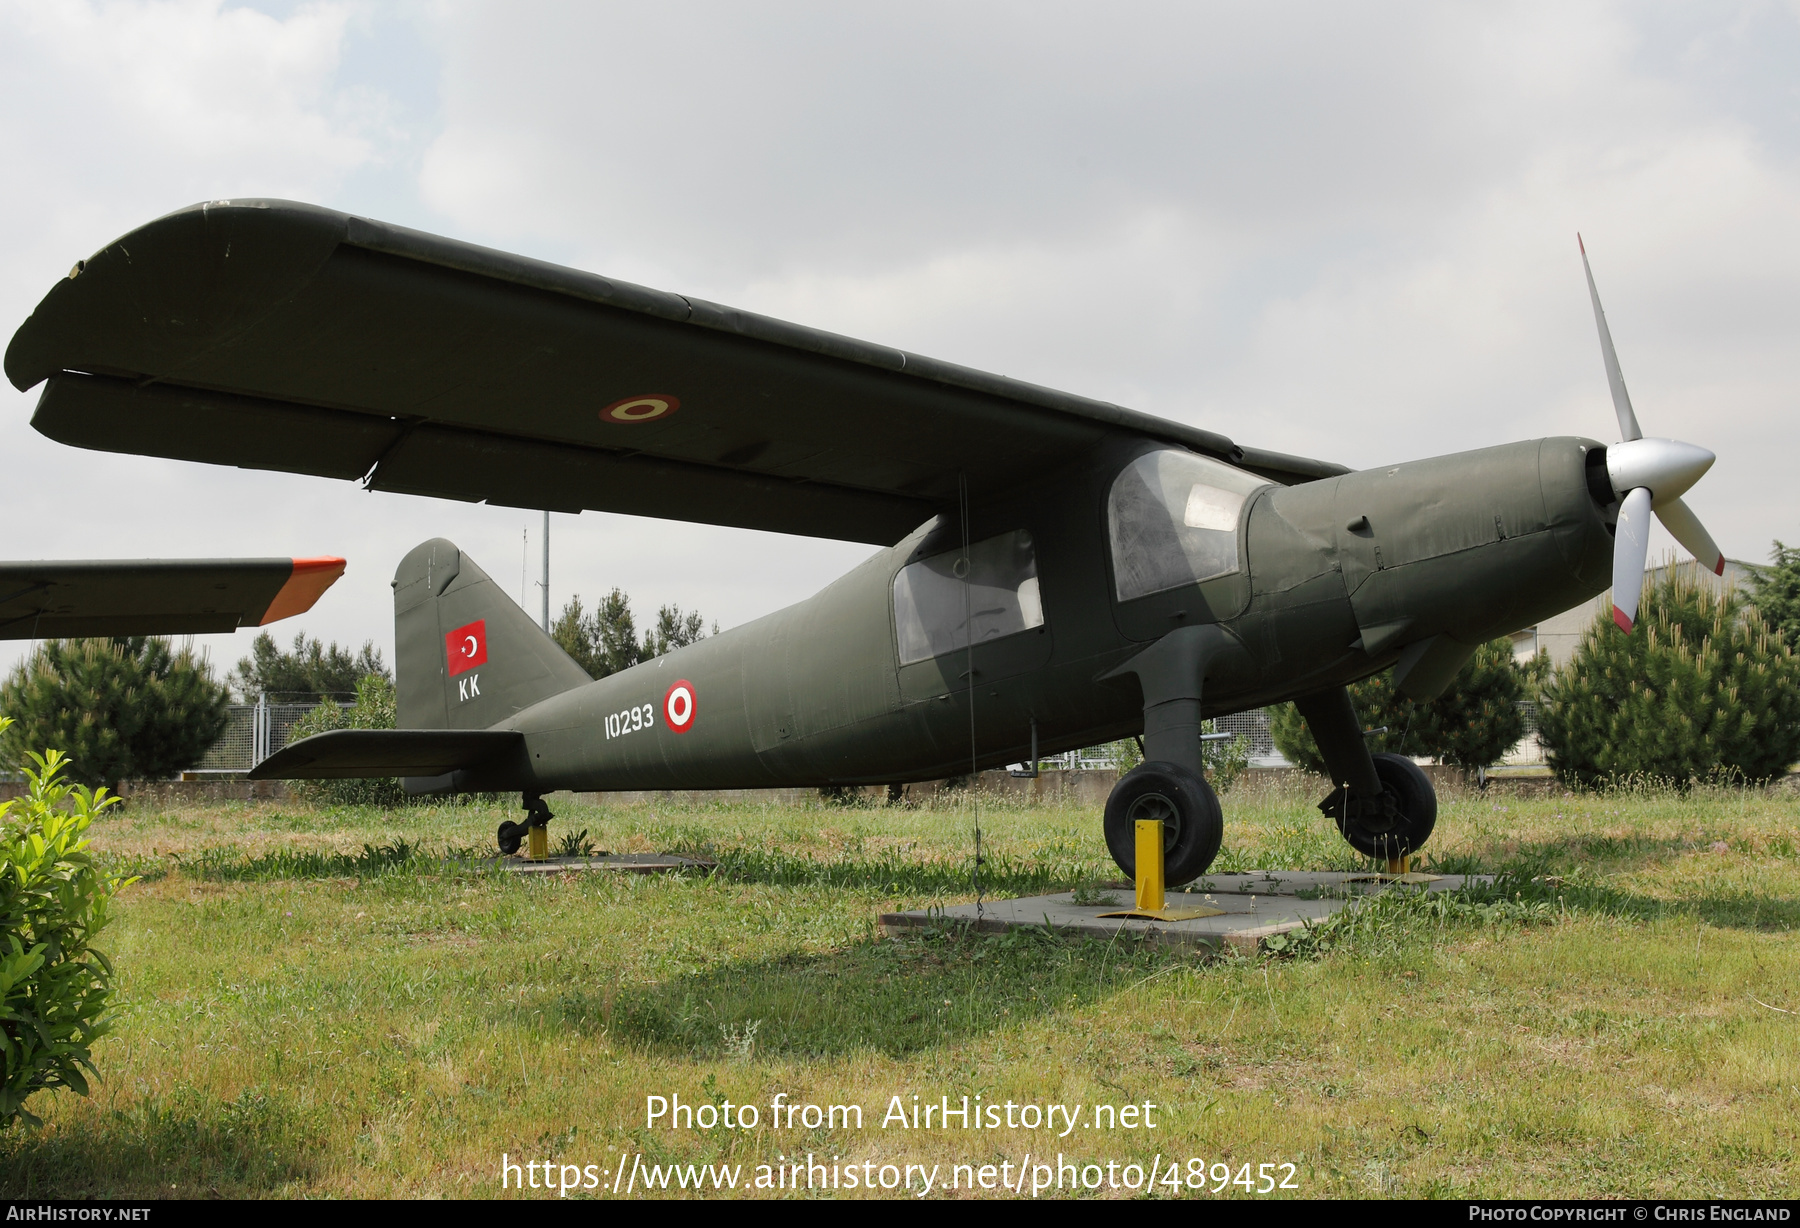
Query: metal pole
541,510,550,631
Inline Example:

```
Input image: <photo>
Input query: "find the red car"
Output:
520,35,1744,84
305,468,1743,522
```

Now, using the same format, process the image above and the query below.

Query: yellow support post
1099,818,1222,922
1135,819,1165,914
1385,852,1409,876
527,824,549,861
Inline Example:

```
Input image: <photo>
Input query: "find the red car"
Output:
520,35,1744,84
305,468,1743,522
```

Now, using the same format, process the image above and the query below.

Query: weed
553,828,602,858
1069,881,1121,906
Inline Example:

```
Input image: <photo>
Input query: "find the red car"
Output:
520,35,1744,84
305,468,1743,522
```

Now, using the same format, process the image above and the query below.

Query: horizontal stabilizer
247,728,523,779
0,556,344,639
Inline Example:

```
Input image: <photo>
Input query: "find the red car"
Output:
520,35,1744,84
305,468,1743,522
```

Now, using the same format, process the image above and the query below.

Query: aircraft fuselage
431,434,1615,794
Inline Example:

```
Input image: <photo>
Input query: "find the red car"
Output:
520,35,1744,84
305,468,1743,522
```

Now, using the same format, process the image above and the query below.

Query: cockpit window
1107,450,1265,601
893,530,1044,666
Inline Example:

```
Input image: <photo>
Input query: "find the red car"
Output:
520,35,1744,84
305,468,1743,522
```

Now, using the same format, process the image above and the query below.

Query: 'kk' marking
458,674,480,702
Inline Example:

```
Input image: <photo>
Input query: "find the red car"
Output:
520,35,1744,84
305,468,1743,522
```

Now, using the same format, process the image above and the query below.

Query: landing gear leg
497,794,554,858
1296,686,1437,861
1097,626,1248,886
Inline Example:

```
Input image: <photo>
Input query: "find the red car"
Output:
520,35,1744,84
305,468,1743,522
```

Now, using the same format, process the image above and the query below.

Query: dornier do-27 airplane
5,202,1723,880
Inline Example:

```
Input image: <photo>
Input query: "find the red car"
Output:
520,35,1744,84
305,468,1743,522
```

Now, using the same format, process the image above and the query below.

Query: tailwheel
1321,751,1438,860
496,820,526,856
498,794,555,856
1102,761,1223,886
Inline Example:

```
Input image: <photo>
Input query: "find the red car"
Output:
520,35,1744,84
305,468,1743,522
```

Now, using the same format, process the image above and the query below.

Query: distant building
1509,558,1762,670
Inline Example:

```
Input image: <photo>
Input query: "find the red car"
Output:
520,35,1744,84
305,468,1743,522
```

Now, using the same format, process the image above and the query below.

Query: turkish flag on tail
445,619,488,677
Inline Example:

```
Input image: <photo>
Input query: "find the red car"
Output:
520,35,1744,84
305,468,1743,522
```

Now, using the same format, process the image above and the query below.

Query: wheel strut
497,794,554,858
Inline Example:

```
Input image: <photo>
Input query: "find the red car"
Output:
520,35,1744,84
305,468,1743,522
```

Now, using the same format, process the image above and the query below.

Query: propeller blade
1611,486,1654,631
1654,495,1726,576
1579,234,1643,442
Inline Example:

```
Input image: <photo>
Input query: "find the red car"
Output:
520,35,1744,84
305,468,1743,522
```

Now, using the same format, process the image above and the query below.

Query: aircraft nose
1604,438,1714,507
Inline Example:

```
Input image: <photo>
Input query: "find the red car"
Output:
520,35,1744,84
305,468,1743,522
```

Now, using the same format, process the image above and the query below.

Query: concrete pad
497,853,714,875
878,870,1493,952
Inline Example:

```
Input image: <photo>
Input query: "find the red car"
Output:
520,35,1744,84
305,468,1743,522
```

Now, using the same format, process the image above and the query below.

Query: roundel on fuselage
663,680,696,732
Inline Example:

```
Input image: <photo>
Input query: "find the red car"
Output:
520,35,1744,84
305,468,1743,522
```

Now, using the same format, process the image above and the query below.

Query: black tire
496,820,525,856
1332,752,1437,859
1103,761,1224,886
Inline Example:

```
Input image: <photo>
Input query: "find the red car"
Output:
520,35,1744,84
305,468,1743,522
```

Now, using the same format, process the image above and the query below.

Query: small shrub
1270,638,1536,774
1537,568,1800,787
286,675,408,808
1,638,229,789
1201,720,1250,791
1,720,135,1128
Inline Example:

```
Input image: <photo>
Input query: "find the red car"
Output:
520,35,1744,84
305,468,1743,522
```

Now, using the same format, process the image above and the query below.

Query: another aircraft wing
0,556,344,639
247,728,524,779
6,200,1349,547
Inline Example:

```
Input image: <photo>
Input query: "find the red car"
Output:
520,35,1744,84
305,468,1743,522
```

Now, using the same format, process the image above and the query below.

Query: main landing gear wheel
1103,761,1223,887
1325,752,1438,860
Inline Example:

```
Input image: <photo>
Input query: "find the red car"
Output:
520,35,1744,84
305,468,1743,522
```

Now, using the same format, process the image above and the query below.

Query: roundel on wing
663,680,696,733
601,394,680,424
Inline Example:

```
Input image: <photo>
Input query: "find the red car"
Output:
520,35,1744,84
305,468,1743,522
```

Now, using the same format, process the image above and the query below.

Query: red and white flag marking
445,619,487,677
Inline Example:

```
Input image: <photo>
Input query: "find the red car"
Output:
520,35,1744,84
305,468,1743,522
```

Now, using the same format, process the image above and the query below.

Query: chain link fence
1034,707,1282,771
193,693,351,774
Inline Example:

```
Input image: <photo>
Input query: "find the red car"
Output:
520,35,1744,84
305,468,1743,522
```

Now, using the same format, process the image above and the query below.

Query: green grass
3,774,1798,1198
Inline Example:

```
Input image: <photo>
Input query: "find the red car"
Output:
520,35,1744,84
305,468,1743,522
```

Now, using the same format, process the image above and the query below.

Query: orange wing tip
1612,605,1634,633
259,556,347,625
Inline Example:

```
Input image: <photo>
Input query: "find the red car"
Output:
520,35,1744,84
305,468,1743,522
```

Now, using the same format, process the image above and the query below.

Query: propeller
1579,235,1723,632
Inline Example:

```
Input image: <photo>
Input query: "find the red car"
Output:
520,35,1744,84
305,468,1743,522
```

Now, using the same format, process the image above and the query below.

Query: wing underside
0,556,344,639
7,201,1347,546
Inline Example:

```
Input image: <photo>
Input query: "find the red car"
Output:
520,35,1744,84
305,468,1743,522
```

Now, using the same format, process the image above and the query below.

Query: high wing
0,556,344,639
6,201,1348,546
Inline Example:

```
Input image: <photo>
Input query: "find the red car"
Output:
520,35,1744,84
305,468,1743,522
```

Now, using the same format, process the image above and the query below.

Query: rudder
393,538,591,730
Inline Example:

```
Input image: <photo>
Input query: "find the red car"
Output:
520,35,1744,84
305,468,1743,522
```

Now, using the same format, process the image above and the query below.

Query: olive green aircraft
5,202,1721,877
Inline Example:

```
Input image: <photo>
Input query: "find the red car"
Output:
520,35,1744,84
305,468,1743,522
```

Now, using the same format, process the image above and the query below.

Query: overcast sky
3,0,1797,685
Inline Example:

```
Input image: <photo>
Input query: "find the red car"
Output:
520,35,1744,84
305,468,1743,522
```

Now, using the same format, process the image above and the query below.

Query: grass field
2,775,1796,1199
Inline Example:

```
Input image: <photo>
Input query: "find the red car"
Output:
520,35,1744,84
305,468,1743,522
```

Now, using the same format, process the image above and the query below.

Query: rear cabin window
893,530,1044,666
1107,450,1265,601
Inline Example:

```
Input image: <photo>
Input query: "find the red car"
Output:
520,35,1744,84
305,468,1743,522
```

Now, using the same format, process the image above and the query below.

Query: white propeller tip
1612,605,1634,633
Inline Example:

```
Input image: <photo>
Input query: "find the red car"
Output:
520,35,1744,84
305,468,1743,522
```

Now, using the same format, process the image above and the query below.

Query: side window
1107,450,1266,601
893,530,1044,666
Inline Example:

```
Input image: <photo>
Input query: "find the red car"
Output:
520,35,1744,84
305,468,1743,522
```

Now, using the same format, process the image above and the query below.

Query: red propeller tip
1612,605,1634,633
1713,556,1725,576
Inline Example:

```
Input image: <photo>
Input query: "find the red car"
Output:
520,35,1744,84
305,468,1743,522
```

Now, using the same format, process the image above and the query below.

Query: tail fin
393,538,591,730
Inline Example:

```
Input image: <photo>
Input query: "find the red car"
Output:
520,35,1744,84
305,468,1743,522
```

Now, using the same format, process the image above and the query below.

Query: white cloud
3,0,1798,686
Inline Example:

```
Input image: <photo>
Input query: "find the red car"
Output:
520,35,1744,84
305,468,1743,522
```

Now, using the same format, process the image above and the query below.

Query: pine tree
1269,637,1534,774
0,638,230,788
552,590,712,679
550,595,607,679
1748,540,1800,651
1538,567,1800,786
643,604,713,658
230,630,388,700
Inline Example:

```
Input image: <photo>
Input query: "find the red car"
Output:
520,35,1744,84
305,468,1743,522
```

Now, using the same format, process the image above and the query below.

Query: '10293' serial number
606,704,654,739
